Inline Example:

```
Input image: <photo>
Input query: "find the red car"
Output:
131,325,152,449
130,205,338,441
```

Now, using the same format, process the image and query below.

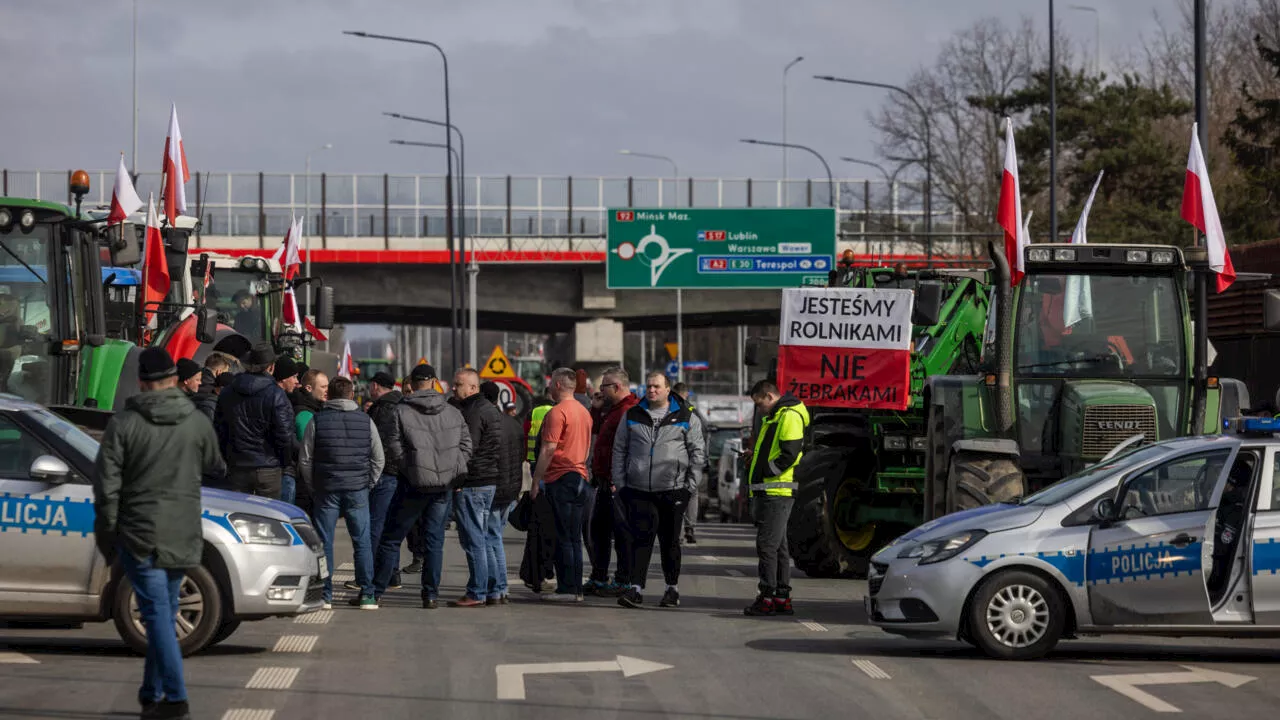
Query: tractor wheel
787,456,885,580
946,453,1025,513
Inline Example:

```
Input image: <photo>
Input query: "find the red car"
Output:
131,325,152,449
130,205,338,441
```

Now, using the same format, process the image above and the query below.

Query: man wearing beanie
94,348,224,720
272,356,300,505
481,381,525,604
365,371,405,590
176,359,202,395
213,343,295,499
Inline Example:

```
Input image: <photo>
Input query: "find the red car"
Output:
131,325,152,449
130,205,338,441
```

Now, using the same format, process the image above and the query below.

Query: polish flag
282,287,301,329
271,216,303,280
142,194,170,328
161,103,190,225
1070,170,1104,245
995,117,1027,286
338,341,353,379
1181,123,1236,293
108,154,142,225
303,317,328,342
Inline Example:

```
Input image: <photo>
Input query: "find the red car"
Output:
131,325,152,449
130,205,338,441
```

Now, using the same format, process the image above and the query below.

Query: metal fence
1,169,979,250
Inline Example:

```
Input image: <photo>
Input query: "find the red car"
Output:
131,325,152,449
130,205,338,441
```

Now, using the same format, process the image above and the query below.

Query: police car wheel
112,564,224,657
209,619,242,648
968,570,1065,660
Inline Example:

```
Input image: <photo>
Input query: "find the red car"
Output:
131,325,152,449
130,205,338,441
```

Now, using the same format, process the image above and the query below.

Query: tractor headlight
1053,248,1076,262
1126,249,1150,263
897,529,987,565
883,435,907,451
1027,248,1052,263
1151,250,1175,264
19,210,35,229
229,513,293,546
0,209,11,229
910,436,928,451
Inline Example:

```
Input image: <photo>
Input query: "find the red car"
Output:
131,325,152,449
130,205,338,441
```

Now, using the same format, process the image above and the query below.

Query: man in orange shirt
530,367,592,602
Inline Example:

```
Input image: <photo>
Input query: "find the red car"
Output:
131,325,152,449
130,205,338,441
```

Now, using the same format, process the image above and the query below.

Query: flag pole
1190,0,1209,435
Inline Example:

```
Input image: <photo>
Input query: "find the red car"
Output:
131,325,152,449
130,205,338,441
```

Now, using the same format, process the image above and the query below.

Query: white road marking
337,562,354,571
222,710,275,720
272,635,318,653
700,555,719,563
0,652,38,664
852,658,891,680
1091,665,1255,713
496,655,673,700
245,667,301,690
798,620,828,632
726,569,745,577
293,610,333,625
331,572,355,582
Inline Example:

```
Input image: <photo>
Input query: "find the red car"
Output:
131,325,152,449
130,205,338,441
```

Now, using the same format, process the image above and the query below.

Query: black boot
744,595,776,616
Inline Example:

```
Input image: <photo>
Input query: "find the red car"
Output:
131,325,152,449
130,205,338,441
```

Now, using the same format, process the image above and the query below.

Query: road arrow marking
0,652,37,664
1091,665,1255,713
496,655,673,700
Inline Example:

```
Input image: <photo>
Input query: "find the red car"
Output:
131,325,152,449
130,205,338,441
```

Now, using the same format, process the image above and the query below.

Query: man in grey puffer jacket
370,364,472,607
612,371,705,610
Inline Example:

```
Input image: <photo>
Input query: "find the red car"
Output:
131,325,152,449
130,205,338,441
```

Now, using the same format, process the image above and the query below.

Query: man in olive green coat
94,348,224,720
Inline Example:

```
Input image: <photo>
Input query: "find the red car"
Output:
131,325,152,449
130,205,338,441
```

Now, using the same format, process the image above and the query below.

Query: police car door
1251,447,1280,624
0,413,97,597
1086,448,1233,626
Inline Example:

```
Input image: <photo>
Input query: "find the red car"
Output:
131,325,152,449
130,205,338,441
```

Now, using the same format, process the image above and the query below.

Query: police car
0,395,326,655
867,418,1280,659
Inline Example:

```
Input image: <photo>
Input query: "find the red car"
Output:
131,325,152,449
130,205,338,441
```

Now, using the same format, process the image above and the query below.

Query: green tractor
923,242,1250,519
778,259,992,578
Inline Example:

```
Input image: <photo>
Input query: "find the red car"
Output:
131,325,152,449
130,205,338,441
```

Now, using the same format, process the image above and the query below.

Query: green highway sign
606,208,836,289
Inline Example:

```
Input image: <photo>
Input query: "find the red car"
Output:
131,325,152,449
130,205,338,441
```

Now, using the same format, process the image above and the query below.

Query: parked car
693,395,753,521
716,436,750,523
868,420,1280,660
0,395,326,655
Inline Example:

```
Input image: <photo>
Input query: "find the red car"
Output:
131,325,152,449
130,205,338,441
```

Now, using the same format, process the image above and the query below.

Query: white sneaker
543,593,583,603
322,602,332,610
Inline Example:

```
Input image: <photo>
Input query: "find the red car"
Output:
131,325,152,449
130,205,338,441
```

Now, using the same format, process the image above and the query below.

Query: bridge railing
2,169,985,252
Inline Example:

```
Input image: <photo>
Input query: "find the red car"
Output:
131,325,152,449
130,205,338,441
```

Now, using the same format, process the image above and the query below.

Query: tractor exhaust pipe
987,240,1015,435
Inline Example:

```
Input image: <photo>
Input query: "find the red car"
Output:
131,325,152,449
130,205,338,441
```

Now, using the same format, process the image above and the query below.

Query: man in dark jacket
289,368,327,515
365,371,404,589
371,364,472,607
213,343,295,499
481,381,525,604
584,367,638,597
449,369,504,607
190,353,231,422
273,356,300,505
94,348,224,720
299,376,385,610
177,359,201,396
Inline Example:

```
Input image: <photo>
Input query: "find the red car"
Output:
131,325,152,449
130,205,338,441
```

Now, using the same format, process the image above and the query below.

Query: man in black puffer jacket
481,381,526,604
365,371,404,588
213,343,294,499
448,369,505,607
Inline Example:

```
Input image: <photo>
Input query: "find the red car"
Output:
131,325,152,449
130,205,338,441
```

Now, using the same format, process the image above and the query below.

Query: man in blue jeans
372,363,472,608
95,348,224,720
363,371,404,590
450,369,504,607
530,367,593,602
272,356,300,505
300,376,385,609
481,381,526,604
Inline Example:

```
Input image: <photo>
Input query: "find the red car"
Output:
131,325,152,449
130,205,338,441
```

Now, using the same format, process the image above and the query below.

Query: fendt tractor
923,241,1252,519
753,253,992,578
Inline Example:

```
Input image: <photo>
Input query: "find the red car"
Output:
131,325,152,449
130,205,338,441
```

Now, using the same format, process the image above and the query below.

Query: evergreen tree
1223,37,1280,243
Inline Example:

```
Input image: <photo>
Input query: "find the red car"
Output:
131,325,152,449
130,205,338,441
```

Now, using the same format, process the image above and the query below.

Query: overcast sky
4,0,1189,181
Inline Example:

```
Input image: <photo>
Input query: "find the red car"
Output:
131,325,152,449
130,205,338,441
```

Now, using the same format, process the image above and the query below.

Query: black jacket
494,413,526,506
214,372,294,470
458,393,504,488
190,369,218,422
367,389,404,478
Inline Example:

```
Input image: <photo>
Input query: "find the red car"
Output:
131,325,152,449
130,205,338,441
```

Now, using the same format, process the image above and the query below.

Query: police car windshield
24,408,99,461
1019,443,1173,506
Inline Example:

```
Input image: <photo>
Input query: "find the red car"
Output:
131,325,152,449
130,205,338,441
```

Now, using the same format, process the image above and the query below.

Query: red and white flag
338,341,353,379
1181,123,1236,293
996,117,1027,286
142,194,170,328
271,216,303,280
282,287,301,330
108,153,142,225
1070,170,1104,245
161,103,190,226
303,317,328,342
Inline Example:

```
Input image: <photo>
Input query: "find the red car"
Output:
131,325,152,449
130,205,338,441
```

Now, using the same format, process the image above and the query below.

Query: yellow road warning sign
480,345,516,379
665,342,679,360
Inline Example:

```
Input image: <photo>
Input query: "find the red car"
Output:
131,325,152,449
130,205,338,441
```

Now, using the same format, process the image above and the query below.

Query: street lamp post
304,142,333,345
782,56,805,196
618,149,683,384
814,74,933,259
1049,0,1058,242
385,112,474,366
740,139,834,208
345,30,460,371
131,0,138,177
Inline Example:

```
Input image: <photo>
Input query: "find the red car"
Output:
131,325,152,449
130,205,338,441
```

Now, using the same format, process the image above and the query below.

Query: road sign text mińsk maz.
606,208,836,289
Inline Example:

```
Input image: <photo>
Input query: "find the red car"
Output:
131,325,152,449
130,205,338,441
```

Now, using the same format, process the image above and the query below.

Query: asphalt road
3,524,1280,719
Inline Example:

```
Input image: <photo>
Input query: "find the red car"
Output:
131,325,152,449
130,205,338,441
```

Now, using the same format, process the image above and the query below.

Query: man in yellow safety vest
743,379,809,617
526,395,554,463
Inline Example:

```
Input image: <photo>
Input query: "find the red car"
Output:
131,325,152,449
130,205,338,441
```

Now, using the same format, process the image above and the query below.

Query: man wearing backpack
743,380,809,617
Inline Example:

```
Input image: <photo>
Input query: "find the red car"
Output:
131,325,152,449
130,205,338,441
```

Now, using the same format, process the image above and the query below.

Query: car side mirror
195,306,218,344
1094,497,1115,523
313,286,335,330
30,455,71,484
744,337,760,367
912,281,944,327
